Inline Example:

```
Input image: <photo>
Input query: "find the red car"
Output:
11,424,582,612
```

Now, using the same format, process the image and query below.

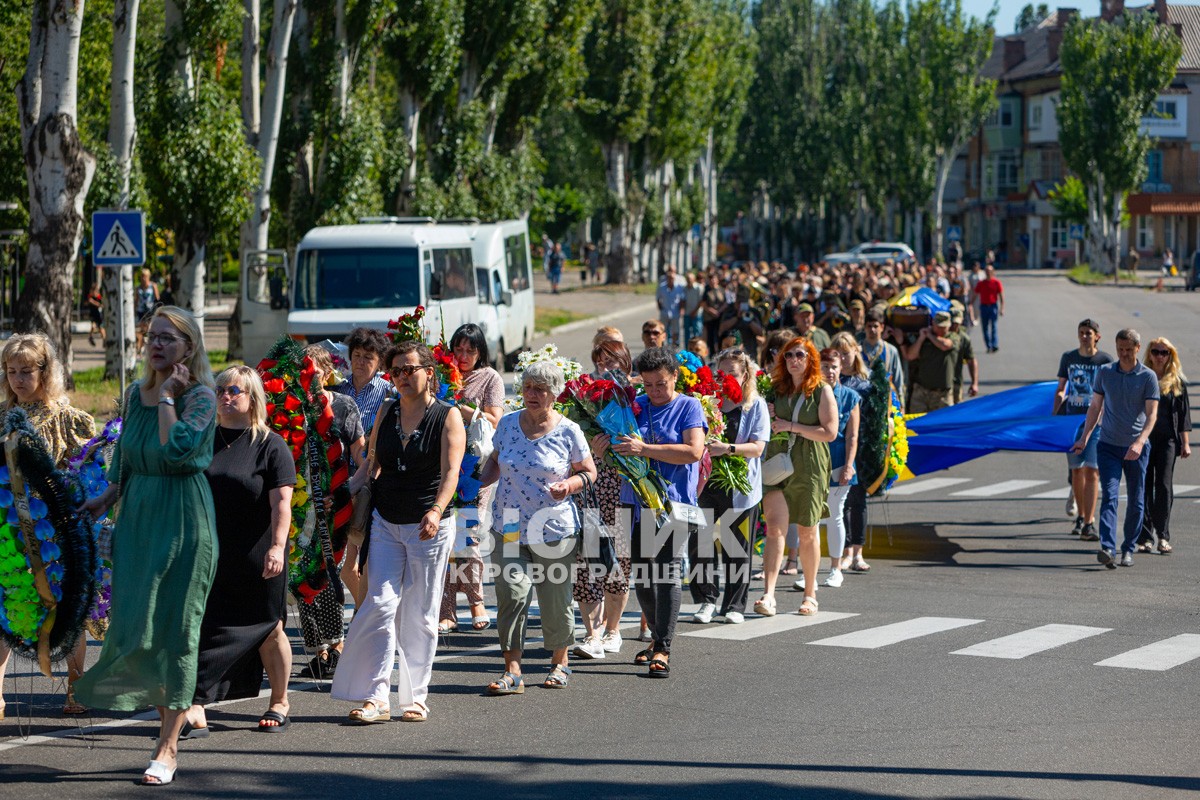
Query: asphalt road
2,273,1198,799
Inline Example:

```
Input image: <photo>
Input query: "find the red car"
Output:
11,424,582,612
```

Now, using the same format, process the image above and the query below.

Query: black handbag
576,472,619,575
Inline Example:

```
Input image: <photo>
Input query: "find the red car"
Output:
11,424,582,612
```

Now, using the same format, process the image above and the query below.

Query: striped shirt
335,375,393,433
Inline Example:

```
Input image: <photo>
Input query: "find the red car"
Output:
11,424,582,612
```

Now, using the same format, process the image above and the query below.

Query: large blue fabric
904,382,1079,476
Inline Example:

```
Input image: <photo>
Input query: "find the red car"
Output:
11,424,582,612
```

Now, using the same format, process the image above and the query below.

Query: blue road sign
93,210,146,266
1069,223,1085,241
946,225,962,242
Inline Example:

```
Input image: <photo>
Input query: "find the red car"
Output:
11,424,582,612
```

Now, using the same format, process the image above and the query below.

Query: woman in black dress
181,366,296,736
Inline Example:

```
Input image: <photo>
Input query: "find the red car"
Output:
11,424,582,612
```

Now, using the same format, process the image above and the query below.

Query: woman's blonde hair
142,306,214,388
715,347,758,410
1145,337,1187,397
593,326,624,346
215,365,271,443
303,345,337,388
830,331,868,379
1,333,67,407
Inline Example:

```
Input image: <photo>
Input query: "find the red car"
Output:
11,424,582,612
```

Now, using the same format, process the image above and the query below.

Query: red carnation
263,378,285,394
257,359,278,370
284,394,302,412
290,414,305,429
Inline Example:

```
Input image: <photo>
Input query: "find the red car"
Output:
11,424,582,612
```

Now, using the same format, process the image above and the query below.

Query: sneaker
1065,494,1077,518
823,569,844,588
638,627,653,642
1071,516,1085,536
723,611,744,624
1097,549,1116,569
792,575,805,591
572,635,606,660
600,630,623,653
1119,551,1134,567
691,602,716,624
1079,523,1099,542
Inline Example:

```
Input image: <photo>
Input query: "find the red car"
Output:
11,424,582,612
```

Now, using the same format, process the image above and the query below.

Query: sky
961,0,1103,36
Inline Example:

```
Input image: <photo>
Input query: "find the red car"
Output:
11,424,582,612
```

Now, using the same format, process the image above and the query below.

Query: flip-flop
257,709,290,732
178,721,210,740
142,760,177,786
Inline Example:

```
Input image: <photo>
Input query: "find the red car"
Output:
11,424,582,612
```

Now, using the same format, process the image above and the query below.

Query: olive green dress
74,383,218,711
765,387,832,526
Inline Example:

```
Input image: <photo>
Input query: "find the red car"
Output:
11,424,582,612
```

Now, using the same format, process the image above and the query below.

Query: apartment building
955,1,1200,268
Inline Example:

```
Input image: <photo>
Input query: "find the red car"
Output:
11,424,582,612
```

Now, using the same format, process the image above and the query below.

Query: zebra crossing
678,609,1200,672
886,475,1200,502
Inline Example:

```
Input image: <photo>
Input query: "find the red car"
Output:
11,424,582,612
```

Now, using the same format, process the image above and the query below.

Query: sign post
1069,223,1084,270
93,210,146,399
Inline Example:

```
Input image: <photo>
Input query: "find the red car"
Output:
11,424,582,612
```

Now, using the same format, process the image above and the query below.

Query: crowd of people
0,248,1191,786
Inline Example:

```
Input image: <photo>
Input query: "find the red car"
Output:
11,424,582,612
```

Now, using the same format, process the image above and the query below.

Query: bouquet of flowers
706,371,753,496
387,305,427,342
559,370,670,525
672,351,750,495
756,369,775,403
505,344,583,411
387,306,462,402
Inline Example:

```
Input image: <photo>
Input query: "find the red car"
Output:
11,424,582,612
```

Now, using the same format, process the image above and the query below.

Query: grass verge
534,308,589,335
1067,265,1141,285
69,349,235,418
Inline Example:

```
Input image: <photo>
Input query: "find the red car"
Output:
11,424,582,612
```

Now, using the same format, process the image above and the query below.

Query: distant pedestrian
134,267,160,352
856,308,905,411
85,282,104,346
585,243,601,283
683,271,704,344
1136,338,1191,554
903,311,957,413
948,301,978,404
1073,329,1159,569
548,242,564,294
656,267,686,348
971,265,1004,353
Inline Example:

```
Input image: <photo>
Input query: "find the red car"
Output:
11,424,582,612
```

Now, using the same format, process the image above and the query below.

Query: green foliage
1015,3,1049,32
314,92,387,226
142,78,259,241
577,0,662,146
533,184,590,241
1059,13,1182,197
1048,176,1088,225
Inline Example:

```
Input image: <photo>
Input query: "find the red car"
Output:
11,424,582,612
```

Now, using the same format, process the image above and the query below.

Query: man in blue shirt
1073,329,1159,568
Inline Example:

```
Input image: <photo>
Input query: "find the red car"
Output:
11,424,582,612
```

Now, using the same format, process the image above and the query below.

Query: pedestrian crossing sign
92,210,146,266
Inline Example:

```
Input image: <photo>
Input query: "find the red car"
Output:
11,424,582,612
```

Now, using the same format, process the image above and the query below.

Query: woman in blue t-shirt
597,347,705,678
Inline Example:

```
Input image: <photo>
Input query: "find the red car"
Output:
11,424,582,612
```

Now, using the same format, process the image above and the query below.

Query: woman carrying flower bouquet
332,341,464,723
596,347,705,678
573,338,636,660
478,360,596,693
756,337,837,619
0,334,95,719
688,348,770,625
438,323,503,634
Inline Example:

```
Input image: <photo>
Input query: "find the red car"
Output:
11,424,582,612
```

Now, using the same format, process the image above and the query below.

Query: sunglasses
783,350,808,361
390,364,428,378
216,385,246,398
643,329,665,336
1149,348,1170,357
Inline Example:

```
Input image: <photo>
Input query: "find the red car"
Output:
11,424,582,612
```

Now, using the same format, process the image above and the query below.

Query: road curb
543,300,658,337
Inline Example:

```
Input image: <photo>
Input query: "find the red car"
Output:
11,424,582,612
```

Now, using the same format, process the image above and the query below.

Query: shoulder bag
348,397,396,547
760,396,804,488
576,471,619,575
465,402,495,460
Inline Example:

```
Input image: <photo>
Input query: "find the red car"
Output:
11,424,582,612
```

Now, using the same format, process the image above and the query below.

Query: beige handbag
760,397,803,487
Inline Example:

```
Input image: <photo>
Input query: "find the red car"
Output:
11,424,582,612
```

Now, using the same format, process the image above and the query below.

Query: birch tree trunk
602,140,632,284
163,0,193,90
174,236,206,315
16,0,97,381
230,0,297,359
396,87,421,214
105,0,139,378
931,143,962,261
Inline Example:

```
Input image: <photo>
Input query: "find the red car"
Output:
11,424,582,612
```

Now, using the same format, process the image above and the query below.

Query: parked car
822,241,915,265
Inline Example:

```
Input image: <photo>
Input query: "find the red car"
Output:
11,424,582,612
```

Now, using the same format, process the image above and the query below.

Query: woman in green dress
754,337,837,619
76,306,217,787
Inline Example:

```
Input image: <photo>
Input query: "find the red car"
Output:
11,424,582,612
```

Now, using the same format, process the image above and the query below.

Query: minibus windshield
295,247,420,310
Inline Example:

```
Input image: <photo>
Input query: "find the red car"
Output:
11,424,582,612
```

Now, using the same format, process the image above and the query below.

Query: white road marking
950,480,1048,497
1171,484,1199,495
682,611,858,641
952,624,1111,659
1095,634,1200,671
809,616,983,649
887,477,972,496
1030,486,1072,499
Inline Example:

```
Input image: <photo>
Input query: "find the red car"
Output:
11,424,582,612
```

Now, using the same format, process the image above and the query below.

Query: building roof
985,4,1200,84
1126,192,1200,214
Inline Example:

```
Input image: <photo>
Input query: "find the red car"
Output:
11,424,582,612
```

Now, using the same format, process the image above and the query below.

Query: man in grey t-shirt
1073,329,1159,568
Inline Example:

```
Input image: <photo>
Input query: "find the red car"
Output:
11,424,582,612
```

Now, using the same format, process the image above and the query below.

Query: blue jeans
980,303,999,350
683,315,703,343
1096,440,1150,555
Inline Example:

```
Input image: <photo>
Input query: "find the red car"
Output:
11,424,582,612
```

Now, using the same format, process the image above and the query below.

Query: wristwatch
730,443,736,455
158,394,175,406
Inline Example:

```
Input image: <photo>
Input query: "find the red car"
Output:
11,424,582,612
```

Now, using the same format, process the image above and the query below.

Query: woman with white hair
76,306,217,786
478,359,597,694
180,366,296,737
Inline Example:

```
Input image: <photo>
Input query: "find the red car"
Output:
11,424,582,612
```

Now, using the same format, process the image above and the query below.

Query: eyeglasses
216,385,245,398
643,329,665,337
783,350,808,361
390,364,428,378
147,333,186,347
1149,348,1170,357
